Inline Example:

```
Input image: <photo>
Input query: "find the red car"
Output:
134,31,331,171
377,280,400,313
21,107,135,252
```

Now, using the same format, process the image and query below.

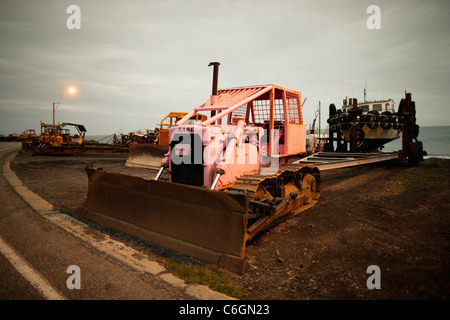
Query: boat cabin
342,99,395,114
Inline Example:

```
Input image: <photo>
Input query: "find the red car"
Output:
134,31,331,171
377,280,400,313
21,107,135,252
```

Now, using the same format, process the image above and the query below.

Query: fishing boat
327,90,402,152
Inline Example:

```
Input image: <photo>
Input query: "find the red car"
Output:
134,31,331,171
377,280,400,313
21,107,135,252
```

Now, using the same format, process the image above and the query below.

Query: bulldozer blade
75,168,248,274
125,143,169,169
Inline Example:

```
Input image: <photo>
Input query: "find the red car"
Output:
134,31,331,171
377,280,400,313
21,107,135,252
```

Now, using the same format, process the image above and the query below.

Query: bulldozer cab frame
34,121,87,155
126,112,207,168
173,84,308,166
39,122,86,138
156,112,207,145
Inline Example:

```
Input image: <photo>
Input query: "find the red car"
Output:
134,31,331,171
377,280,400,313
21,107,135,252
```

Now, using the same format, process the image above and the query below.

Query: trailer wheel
418,141,424,161
73,148,83,156
408,141,419,166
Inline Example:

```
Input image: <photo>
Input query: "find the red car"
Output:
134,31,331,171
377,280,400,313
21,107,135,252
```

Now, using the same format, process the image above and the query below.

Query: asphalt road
0,142,194,300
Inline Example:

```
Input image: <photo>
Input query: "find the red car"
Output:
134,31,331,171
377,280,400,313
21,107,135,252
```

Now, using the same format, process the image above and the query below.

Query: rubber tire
418,141,424,162
408,141,419,166
73,148,83,156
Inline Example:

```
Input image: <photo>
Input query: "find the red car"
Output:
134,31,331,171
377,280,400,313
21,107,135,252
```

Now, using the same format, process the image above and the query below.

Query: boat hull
341,125,401,151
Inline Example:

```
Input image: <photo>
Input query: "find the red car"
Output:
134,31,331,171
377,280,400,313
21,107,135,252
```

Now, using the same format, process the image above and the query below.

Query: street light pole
53,102,56,125
53,87,75,125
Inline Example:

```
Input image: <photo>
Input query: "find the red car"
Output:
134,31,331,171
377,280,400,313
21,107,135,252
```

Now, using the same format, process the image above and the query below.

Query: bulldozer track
229,163,321,201
228,163,321,241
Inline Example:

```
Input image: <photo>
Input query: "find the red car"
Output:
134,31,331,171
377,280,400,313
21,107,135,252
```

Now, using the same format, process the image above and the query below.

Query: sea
86,126,450,159
381,126,450,159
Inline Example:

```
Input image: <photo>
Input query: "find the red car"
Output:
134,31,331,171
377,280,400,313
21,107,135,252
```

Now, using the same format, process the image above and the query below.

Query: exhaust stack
208,62,220,104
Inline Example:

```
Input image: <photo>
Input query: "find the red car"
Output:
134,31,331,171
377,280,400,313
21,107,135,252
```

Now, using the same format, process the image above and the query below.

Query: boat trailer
296,151,402,171
317,91,425,168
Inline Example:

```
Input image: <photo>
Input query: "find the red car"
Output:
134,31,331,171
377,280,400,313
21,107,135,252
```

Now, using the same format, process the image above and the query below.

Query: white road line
0,235,66,300
0,145,20,153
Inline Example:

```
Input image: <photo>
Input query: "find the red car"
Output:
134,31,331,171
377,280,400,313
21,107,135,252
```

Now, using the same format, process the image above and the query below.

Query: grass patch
165,258,244,299
96,225,121,235
424,160,441,169
402,158,448,189
380,159,448,198
379,180,406,198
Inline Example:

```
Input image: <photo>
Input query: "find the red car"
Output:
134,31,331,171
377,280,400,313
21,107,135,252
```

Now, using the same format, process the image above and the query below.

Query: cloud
1,0,449,136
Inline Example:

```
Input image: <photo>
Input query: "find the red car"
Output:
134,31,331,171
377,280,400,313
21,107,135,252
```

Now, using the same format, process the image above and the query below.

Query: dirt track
11,152,450,300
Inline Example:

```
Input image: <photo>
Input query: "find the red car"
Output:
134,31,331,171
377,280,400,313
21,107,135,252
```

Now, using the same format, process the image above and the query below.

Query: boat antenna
318,100,321,137
364,79,367,102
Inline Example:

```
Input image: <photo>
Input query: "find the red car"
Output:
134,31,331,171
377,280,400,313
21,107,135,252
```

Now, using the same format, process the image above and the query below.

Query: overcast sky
1,0,449,136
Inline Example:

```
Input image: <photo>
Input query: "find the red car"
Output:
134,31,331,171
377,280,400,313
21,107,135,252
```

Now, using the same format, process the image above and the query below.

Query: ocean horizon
381,126,450,159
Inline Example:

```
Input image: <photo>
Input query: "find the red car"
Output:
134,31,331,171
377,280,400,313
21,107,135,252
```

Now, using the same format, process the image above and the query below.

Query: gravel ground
11,151,450,300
